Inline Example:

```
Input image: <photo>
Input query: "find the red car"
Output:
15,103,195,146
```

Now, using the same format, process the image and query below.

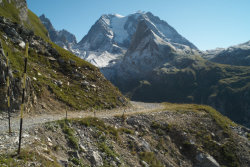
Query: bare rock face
0,17,54,112
0,40,34,112
0,43,7,111
13,0,28,21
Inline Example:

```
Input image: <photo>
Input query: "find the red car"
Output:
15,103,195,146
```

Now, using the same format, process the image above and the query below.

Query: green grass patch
58,120,79,150
119,127,135,135
26,10,49,41
163,103,240,166
163,103,235,131
69,157,85,166
151,121,172,134
75,117,120,141
98,142,118,160
202,139,240,167
50,42,94,68
139,152,163,167
196,105,236,132
0,149,61,167
151,121,172,136
0,0,20,23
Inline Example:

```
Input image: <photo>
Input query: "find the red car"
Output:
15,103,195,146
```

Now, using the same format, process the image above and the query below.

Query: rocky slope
0,0,127,113
0,103,249,167
203,40,250,66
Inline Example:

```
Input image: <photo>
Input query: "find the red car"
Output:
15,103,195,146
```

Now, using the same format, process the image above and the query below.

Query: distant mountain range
40,12,250,128
202,41,250,66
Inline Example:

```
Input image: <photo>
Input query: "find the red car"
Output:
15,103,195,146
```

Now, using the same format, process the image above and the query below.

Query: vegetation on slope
0,0,127,111
0,0,20,23
26,10,50,41
0,150,61,167
124,58,250,127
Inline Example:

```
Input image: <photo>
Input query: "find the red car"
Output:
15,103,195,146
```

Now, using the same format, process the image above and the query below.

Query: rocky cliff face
0,16,38,112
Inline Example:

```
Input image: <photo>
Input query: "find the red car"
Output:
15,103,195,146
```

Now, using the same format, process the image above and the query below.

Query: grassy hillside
0,0,21,23
26,10,50,41
0,0,127,111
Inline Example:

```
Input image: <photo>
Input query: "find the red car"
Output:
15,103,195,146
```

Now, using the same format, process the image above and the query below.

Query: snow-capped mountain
39,14,77,51
40,12,198,68
203,41,250,66
103,17,199,88
73,11,198,68
39,12,250,128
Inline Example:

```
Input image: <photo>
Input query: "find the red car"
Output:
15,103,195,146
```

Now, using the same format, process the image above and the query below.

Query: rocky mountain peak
40,12,198,68
113,19,177,80
39,14,55,32
68,12,197,68
39,14,77,51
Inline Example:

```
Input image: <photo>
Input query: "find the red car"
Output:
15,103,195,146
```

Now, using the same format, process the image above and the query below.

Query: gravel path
0,101,164,134
0,101,163,154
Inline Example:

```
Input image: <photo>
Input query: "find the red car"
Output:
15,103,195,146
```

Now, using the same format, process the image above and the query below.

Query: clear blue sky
26,0,250,50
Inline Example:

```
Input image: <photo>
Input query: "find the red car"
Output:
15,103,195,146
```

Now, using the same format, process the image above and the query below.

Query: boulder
4,26,18,37
139,139,151,152
196,152,220,167
56,81,63,87
89,151,103,167
81,81,89,87
68,151,80,159
141,160,149,167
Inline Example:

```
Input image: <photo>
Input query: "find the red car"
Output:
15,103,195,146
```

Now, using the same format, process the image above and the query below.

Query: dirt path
0,101,164,134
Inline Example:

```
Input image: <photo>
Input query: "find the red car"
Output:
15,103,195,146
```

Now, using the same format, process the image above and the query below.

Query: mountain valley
0,0,250,167
41,11,250,128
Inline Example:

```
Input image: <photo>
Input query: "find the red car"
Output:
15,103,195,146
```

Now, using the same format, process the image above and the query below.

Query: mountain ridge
203,40,250,66
39,14,77,51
